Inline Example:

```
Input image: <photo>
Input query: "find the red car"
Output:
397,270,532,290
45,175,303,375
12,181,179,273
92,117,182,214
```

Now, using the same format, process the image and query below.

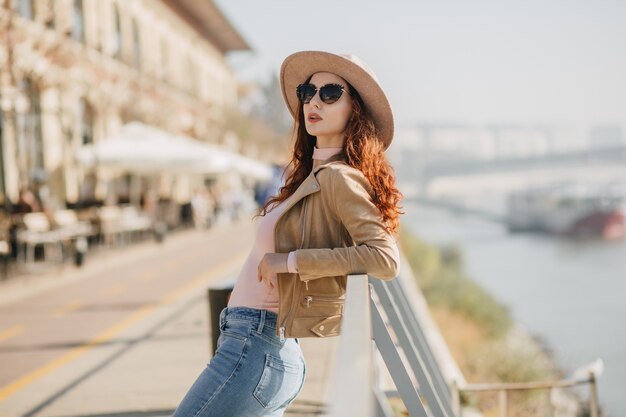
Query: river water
402,201,625,416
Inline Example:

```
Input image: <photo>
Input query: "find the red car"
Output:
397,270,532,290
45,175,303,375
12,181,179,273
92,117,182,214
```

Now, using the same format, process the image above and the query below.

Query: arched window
132,18,141,69
113,5,122,59
72,0,85,43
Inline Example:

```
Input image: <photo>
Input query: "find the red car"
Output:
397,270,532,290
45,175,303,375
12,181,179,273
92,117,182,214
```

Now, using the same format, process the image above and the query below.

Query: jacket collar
276,153,347,221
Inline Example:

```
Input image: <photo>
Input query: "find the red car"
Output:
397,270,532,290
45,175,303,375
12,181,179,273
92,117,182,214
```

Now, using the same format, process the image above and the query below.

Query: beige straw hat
280,50,394,149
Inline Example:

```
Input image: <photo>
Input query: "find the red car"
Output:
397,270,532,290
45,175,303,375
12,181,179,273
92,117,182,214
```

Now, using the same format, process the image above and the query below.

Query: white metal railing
325,270,458,417
369,275,456,417
456,371,601,417
326,264,603,417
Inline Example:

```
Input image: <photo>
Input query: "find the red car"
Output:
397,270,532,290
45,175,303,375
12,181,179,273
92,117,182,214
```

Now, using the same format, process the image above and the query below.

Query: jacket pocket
300,296,343,317
310,314,342,337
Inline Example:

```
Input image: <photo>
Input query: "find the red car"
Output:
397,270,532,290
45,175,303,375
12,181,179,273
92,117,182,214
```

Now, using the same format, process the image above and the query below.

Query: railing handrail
456,372,601,417
459,373,596,392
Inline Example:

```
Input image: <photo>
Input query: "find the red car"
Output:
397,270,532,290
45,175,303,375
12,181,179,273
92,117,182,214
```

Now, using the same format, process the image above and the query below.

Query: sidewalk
0,222,338,417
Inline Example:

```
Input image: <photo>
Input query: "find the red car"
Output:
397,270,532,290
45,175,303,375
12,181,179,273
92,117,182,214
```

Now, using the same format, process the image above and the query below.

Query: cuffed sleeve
294,167,400,281
287,251,298,273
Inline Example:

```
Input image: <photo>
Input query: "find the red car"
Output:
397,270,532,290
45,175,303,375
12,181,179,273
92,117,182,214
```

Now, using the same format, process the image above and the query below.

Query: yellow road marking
0,325,24,343
101,283,126,297
54,302,84,317
0,306,155,402
0,252,244,403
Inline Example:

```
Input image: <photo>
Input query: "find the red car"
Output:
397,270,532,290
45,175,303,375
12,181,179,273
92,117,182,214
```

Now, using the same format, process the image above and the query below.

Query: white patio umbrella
75,122,232,174
177,138,273,181
229,153,273,181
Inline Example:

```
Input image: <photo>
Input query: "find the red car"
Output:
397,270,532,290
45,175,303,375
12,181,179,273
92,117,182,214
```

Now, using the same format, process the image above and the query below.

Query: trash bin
207,278,236,355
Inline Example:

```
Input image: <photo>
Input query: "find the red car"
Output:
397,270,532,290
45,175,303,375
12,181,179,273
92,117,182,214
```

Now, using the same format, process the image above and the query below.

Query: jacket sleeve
294,166,400,281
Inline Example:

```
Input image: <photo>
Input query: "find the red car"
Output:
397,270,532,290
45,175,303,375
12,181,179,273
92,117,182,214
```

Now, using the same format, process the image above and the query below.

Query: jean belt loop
257,309,266,333
219,307,227,331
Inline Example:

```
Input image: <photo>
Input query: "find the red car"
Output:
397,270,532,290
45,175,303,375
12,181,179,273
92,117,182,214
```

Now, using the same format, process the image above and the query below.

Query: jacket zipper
279,197,309,341
300,204,310,291
305,295,344,308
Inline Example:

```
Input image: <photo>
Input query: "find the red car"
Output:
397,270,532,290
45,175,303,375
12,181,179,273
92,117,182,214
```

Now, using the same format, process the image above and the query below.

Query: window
16,79,44,186
16,0,34,19
44,0,55,29
78,98,94,145
0,110,6,208
132,18,141,69
72,0,85,43
113,5,122,59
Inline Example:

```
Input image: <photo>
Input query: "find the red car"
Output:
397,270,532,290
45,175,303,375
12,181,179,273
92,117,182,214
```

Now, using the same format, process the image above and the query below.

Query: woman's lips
307,113,322,123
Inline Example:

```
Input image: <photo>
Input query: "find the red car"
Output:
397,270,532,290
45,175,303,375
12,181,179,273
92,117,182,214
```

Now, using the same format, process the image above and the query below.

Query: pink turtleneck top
227,147,342,313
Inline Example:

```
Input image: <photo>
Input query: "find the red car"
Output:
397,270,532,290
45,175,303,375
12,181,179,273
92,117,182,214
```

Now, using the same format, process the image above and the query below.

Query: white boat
506,184,625,240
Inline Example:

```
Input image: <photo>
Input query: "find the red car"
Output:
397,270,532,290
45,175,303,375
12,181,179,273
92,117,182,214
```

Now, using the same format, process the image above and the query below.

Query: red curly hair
261,82,403,233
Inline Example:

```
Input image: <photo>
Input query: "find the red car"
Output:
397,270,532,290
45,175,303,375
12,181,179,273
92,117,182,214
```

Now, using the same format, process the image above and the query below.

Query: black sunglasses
296,83,348,104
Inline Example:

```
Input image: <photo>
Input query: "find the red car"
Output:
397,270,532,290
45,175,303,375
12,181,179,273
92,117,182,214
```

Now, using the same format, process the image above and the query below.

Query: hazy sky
214,0,626,130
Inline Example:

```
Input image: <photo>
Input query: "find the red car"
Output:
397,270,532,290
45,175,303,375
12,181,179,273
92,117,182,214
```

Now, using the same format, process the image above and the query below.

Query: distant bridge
405,145,626,193
404,195,506,224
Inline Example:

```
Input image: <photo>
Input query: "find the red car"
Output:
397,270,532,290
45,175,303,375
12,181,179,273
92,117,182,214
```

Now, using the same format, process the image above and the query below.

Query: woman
173,51,402,417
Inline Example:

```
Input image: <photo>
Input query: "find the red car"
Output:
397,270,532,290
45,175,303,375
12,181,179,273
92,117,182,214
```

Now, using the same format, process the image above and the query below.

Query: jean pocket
253,353,303,409
220,318,250,342
216,318,249,351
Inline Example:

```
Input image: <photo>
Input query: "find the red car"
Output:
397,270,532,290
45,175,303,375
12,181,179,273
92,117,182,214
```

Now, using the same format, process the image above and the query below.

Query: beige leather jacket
274,154,400,339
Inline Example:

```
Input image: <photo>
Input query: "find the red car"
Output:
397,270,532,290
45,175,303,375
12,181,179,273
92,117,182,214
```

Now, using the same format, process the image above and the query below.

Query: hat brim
280,51,394,149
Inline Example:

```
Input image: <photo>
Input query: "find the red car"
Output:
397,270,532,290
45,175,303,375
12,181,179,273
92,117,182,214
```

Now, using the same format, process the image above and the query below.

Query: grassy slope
399,228,560,416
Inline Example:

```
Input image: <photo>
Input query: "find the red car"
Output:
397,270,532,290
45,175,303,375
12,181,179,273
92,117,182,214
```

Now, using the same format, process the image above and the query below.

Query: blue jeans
172,307,307,417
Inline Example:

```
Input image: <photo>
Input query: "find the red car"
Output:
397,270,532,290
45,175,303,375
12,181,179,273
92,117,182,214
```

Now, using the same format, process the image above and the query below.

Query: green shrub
399,229,441,287
400,229,511,337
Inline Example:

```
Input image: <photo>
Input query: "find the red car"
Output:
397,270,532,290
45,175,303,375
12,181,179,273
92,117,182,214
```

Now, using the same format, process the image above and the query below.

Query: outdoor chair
53,209,96,265
98,205,154,246
15,212,64,270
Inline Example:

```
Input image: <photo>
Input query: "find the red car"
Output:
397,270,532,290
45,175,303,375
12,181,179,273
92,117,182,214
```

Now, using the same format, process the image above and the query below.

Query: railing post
589,372,599,417
547,387,555,417
328,275,375,417
498,390,508,417
451,380,460,417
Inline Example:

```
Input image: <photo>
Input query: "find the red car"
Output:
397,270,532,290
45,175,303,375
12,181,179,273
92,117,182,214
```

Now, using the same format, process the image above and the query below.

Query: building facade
0,0,249,210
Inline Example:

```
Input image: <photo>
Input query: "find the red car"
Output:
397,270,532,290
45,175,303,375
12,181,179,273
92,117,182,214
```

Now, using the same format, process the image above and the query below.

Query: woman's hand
258,253,289,290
